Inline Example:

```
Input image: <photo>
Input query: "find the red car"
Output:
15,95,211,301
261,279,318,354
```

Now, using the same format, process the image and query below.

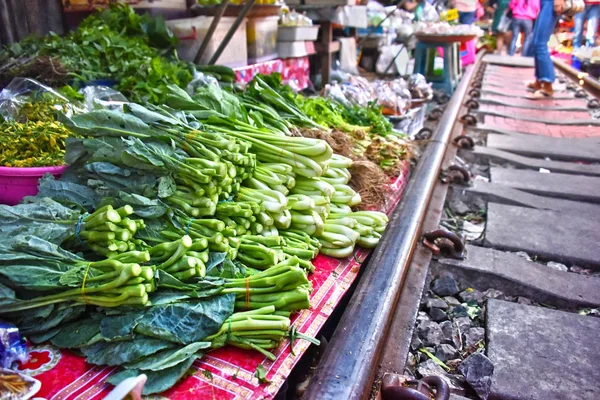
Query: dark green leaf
108,355,197,395
0,236,84,291
18,305,86,336
81,337,176,366
50,317,102,348
66,110,151,139
134,294,234,344
0,198,79,244
124,341,209,371
100,312,145,340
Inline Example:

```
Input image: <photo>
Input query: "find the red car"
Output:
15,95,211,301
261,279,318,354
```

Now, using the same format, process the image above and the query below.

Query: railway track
300,53,600,400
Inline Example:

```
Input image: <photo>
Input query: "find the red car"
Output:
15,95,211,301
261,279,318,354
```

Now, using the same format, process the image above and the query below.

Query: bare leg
496,33,506,55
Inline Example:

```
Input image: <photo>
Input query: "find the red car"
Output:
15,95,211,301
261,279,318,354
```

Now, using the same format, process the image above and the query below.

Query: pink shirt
509,0,540,20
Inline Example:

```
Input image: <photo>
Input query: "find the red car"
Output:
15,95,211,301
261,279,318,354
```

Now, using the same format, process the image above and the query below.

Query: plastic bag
0,322,28,369
376,44,410,75
0,78,80,122
280,10,313,26
186,70,220,95
421,2,440,22
323,83,350,105
408,73,433,99
80,86,128,111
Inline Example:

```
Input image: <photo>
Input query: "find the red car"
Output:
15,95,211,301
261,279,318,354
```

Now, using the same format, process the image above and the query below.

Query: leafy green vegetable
124,342,209,371
254,364,270,384
82,337,176,366
133,295,235,344
108,356,197,395
0,5,193,103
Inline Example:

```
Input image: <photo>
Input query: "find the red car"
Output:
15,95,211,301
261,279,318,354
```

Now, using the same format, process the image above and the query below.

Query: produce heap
0,4,193,103
0,5,413,395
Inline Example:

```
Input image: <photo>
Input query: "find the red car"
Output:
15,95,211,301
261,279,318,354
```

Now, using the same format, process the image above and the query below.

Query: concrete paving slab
490,167,600,203
477,119,600,138
478,109,599,126
478,95,589,111
484,203,600,268
484,132,600,162
487,300,600,400
471,146,600,176
482,78,568,92
481,87,576,99
458,180,600,216
433,245,600,307
483,55,535,67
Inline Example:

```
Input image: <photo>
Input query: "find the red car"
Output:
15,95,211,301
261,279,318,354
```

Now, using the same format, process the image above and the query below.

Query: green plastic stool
413,41,461,94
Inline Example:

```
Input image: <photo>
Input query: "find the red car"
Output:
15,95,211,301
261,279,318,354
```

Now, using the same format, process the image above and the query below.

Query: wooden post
321,20,333,86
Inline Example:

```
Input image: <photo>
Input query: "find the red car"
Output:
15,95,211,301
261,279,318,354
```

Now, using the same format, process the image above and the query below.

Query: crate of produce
247,16,280,63
166,16,248,68
277,25,320,42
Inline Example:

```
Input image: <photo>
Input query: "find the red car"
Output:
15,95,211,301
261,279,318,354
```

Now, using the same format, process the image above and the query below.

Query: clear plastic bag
186,71,220,95
81,85,128,111
0,77,81,122
408,73,433,99
322,82,350,105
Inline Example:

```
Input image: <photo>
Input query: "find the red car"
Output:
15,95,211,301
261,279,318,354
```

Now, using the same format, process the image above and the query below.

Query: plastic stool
460,39,477,66
413,41,461,94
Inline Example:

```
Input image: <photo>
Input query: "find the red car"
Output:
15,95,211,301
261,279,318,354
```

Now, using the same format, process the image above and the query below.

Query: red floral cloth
234,57,311,90
18,163,411,400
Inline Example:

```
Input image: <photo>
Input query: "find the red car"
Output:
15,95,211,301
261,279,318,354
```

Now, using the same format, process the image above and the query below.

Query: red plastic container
0,165,68,206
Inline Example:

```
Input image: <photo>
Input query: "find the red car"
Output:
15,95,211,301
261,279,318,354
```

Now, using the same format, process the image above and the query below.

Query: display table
16,163,411,400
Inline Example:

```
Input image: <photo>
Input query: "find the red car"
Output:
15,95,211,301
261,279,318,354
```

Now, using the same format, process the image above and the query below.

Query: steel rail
553,58,600,98
303,60,478,400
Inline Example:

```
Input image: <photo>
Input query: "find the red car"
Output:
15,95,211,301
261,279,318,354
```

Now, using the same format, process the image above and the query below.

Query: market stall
0,3,425,399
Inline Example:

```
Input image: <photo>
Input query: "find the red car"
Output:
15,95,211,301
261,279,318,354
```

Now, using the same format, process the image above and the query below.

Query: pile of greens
0,10,416,390
0,197,317,393
0,5,193,103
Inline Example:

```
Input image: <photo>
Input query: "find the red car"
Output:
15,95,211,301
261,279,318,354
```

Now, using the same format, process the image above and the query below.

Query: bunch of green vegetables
340,101,394,137
0,236,154,311
74,204,147,257
0,5,193,103
297,96,369,135
64,104,255,214
245,74,326,130
0,198,144,258
150,89,389,260
1,272,316,395
165,85,333,178
318,211,388,258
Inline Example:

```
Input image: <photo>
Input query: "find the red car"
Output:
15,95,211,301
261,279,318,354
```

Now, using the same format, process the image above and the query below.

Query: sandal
526,80,542,92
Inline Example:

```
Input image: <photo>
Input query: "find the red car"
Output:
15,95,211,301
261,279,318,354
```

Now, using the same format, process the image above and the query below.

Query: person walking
508,0,540,55
572,0,599,48
527,0,564,97
454,0,479,23
489,0,512,54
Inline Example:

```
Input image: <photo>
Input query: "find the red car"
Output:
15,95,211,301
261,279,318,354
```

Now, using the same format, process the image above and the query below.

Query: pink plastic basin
0,165,68,206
